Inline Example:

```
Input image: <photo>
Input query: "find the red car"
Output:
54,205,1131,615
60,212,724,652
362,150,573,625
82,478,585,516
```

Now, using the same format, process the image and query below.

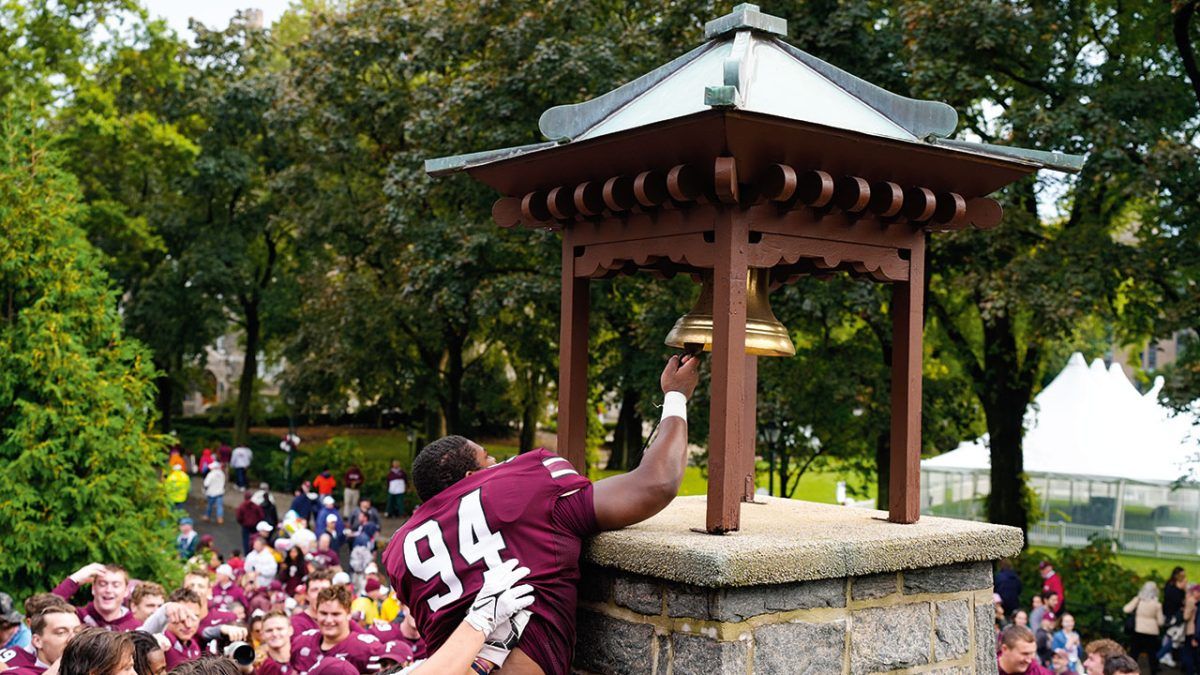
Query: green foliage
1018,538,1147,640
0,111,176,597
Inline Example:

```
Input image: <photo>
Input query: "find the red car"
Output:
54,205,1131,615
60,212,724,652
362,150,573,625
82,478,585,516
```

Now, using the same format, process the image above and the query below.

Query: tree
0,110,176,597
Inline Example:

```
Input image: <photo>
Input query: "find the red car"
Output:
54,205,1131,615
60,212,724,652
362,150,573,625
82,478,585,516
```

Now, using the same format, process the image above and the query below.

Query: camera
223,642,255,667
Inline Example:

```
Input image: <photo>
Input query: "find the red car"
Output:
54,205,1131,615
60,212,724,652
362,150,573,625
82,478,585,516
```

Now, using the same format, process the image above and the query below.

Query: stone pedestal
572,497,1022,675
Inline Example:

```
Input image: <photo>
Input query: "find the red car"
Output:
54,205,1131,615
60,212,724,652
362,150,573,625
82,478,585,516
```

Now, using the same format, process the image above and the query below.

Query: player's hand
220,625,248,642
463,559,534,636
163,602,197,626
660,354,701,399
69,563,107,585
478,608,532,668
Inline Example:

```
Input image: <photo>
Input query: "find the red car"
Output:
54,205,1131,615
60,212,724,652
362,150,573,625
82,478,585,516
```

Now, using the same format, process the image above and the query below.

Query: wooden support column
742,354,759,502
888,236,925,523
558,229,590,472
707,210,749,533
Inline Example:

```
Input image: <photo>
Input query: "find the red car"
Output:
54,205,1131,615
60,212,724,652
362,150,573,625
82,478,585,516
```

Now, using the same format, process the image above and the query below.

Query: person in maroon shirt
1040,561,1065,613
289,586,383,673
211,566,248,615
157,589,202,670
52,564,142,631
181,572,244,649
289,570,359,636
384,354,700,675
255,611,294,675
6,604,81,675
999,625,1052,674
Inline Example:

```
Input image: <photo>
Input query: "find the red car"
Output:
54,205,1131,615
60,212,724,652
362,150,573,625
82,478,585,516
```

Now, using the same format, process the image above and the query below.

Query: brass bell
664,268,796,357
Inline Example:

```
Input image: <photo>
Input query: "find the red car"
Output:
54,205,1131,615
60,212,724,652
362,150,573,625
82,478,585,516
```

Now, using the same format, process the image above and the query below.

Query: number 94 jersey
382,449,597,675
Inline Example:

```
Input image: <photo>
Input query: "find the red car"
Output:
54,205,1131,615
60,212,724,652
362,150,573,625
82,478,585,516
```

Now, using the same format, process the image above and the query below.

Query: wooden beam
707,209,749,532
557,229,590,472
888,235,925,523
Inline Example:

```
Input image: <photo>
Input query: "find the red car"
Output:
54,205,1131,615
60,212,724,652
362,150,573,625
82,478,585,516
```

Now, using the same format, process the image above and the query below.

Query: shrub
1018,537,1145,640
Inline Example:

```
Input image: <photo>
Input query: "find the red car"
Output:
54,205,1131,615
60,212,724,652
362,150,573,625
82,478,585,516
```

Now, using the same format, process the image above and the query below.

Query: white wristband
661,391,688,422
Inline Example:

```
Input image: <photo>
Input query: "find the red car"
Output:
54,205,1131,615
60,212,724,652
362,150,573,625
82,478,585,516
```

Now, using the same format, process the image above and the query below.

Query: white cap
256,521,273,533
216,564,234,578
332,572,351,586
274,538,293,552
364,562,379,575
322,496,335,506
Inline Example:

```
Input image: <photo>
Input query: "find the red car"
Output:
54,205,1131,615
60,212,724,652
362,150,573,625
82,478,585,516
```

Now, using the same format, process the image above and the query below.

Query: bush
0,114,177,598
1018,537,1146,640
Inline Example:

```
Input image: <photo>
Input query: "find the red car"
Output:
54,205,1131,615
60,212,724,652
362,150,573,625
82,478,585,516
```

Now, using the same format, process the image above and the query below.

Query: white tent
924,352,1199,483
921,353,1200,556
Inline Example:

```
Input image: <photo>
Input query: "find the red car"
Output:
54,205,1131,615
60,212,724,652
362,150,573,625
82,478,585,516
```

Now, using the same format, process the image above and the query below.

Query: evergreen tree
0,111,176,597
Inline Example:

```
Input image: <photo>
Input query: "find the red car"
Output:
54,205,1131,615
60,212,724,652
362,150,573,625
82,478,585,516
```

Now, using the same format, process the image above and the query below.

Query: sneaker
1161,654,1177,668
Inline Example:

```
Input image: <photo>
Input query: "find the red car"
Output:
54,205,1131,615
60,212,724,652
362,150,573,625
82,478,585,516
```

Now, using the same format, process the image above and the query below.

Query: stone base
570,497,1020,675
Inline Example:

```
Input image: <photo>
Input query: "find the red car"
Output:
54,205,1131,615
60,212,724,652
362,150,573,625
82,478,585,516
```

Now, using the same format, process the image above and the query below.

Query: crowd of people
992,558,1200,674
0,354,706,675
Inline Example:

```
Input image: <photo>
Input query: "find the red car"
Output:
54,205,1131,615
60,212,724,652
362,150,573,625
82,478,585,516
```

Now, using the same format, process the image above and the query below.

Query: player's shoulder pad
356,633,380,644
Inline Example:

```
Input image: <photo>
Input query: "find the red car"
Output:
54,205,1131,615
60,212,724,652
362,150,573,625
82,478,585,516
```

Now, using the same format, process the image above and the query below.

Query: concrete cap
584,496,1022,587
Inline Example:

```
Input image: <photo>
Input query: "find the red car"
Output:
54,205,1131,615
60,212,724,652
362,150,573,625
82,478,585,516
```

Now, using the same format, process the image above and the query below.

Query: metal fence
1028,521,1200,559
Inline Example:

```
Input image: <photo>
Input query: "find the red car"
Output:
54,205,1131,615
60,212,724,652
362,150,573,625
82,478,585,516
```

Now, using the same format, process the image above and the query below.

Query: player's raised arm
592,354,701,531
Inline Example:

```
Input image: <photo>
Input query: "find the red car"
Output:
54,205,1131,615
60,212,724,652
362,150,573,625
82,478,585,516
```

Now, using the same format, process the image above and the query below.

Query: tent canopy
923,353,1200,484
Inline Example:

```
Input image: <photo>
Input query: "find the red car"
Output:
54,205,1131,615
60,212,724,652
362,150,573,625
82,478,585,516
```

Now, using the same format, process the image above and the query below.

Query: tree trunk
875,430,890,510
439,337,466,436
518,370,541,453
978,314,1039,538
234,299,259,445
606,388,642,470
156,371,174,432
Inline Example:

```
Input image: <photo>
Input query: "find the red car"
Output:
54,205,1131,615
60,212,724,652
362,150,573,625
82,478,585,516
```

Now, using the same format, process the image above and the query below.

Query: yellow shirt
165,470,191,504
350,597,378,624
380,594,400,622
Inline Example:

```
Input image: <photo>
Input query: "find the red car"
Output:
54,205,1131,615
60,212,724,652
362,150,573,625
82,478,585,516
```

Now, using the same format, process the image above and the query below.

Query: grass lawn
295,427,877,506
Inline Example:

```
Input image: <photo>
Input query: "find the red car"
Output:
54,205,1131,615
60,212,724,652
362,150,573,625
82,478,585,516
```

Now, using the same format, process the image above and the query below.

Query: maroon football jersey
254,655,295,675
212,583,248,614
163,632,200,670
0,647,38,671
290,629,384,673
382,449,597,675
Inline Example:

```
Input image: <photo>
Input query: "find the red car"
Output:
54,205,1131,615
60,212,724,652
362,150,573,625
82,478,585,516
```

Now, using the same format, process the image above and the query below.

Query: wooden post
742,354,759,502
707,209,749,532
558,229,590,472
888,236,925,523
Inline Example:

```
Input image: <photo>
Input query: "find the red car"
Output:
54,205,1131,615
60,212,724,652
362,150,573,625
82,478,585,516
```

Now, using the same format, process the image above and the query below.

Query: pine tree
0,111,177,597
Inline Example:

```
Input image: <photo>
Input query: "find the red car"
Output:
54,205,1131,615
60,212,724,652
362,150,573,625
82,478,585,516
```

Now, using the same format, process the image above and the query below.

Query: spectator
168,448,187,473
1083,639,1127,675
1035,613,1055,665
288,484,314,525
168,656,240,675
315,496,339,536
216,444,232,469
25,604,82,672
198,449,214,475
1029,594,1049,630
395,613,427,662
229,445,252,491
210,565,247,615
178,572,244,651
289,586,381,672
235,492,265,555
999,624,1051,674
996,559,1022,617
254,485,278,529
1012,609,1029,628
342,465,363,519
202,462,226,525
385,460,407,518
128,630,165,675
277,547,308,597
130,584,165,624
1159,566,1188,668
59,627,135,675
164,466,190,512
345,511,379,590
1049,648,1072,674
348,499,381,529
176,518,198,562
1103,654,1140,675
310,534,340,571
244,537,278,587
1051,613,1083,666
187,535,219,573
312,471,335,497
1124,580,1166,673
254,522,278,557
255,611,292,675
290,570,337,634
145,589,202,670
0,592,29,649
1183,583,1200,675
1044,592,1060,624
349,579,386,625
1040,561,1065,613
52,564,141,631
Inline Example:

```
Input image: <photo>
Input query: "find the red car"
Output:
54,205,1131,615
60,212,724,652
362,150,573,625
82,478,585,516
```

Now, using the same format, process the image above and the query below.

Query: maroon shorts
516,614,571,675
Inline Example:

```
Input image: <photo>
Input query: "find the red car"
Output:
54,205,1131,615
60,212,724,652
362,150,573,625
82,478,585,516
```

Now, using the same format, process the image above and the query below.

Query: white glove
463,559,535,636
477,609,532,667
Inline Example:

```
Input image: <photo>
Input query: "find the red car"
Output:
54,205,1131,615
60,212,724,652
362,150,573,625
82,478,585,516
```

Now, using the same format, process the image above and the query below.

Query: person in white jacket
243,535,278,587
202,462,226,524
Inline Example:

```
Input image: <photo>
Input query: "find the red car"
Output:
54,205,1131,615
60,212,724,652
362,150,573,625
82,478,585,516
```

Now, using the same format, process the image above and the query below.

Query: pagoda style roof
427,3,1083,179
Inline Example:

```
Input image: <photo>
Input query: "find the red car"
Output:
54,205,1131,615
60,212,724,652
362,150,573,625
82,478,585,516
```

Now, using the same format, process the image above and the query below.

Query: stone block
665,583,711,618
710,578,845,622
851,573,897,601
612,575,663,615
573,609,655,675
670,634,748,675
976,601,998,673
925,668,972,674
850,603,931,674
904,562,992,595
579,564,613,604
934,599,971,660
753,619,846,675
